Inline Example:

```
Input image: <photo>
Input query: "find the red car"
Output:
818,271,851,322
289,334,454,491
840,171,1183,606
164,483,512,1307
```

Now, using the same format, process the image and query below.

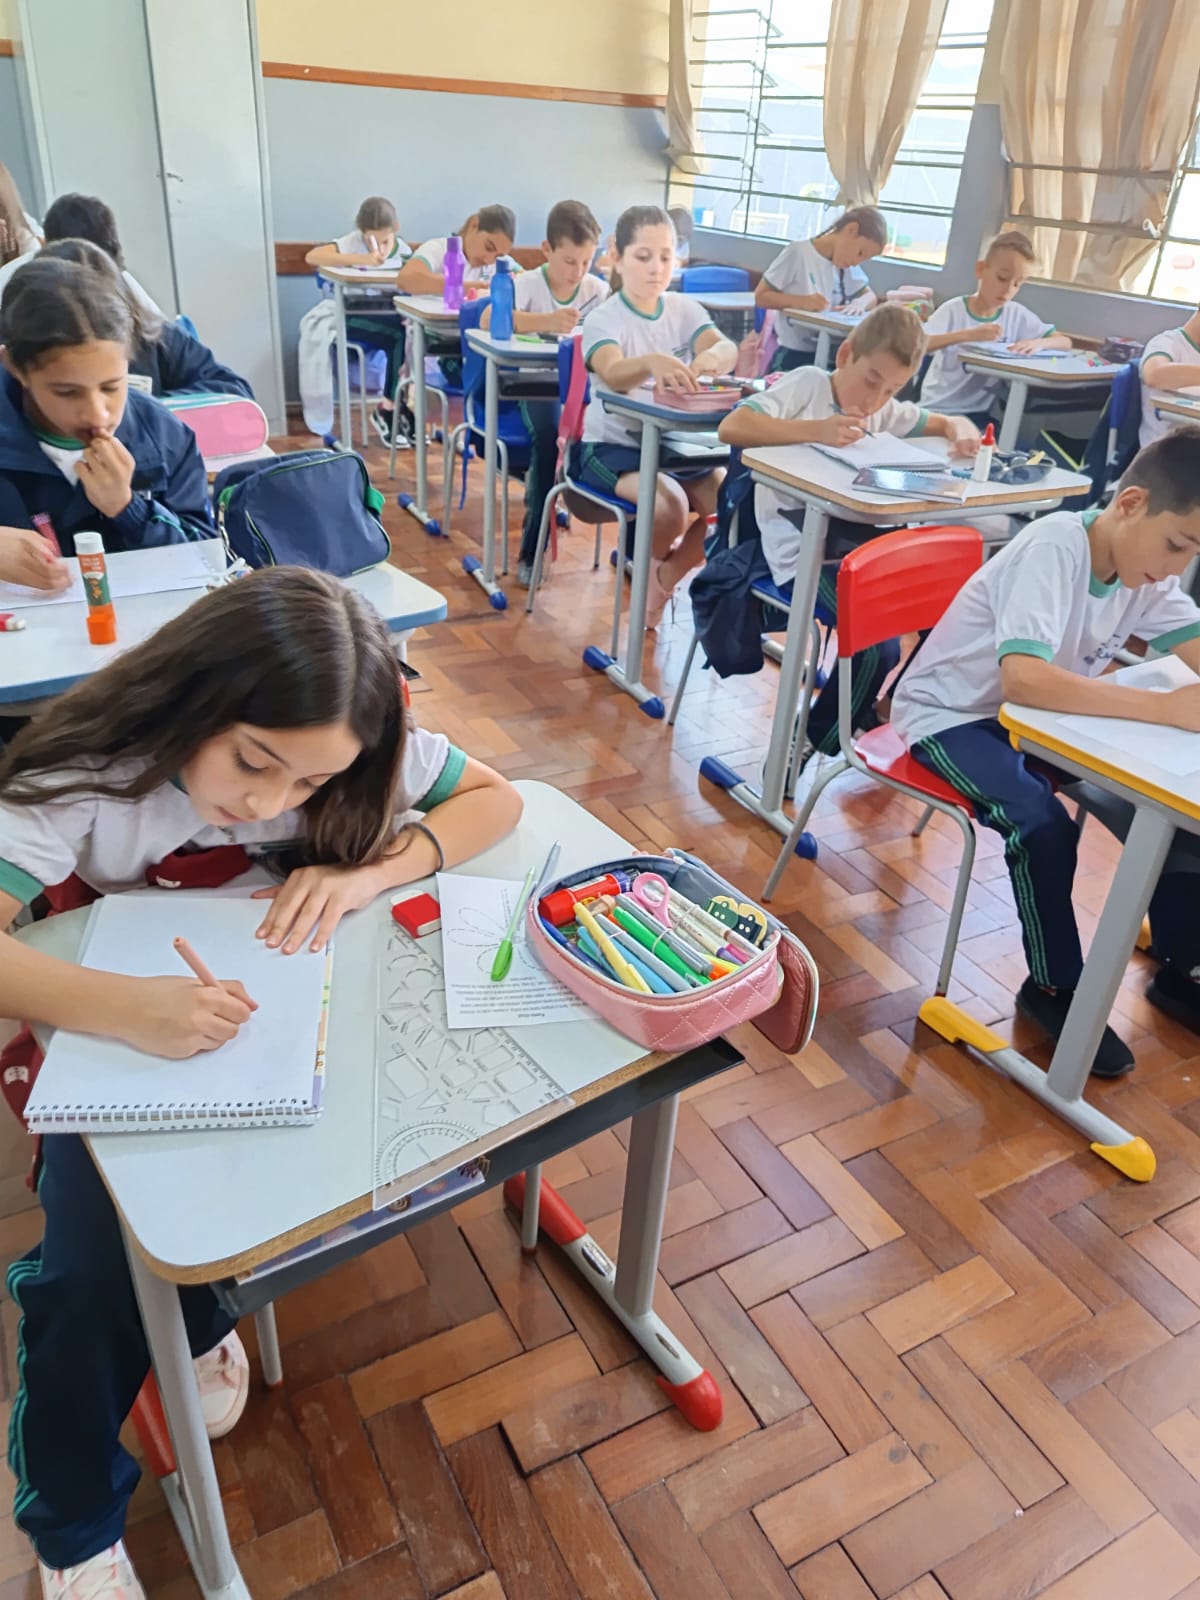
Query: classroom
2,0,1200,1596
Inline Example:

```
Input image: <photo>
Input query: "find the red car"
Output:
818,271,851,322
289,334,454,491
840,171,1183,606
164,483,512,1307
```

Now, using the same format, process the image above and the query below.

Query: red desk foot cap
658,1370,723,1431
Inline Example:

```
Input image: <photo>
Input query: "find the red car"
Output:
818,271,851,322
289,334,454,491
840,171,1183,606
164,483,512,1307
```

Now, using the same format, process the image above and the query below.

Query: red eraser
391,892,441,937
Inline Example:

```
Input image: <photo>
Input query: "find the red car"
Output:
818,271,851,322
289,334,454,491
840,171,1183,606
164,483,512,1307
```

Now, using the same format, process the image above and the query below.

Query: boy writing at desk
1139,299,1200,447
892,427,1200,1077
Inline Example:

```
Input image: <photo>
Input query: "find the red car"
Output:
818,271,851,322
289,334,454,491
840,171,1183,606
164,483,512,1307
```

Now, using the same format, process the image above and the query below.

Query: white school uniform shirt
920,296,1055,416
763,239,870,352
332,229,410,262
1139,326,1200,447
740,367,930,587
891,508,1200,750
409,237,514,285
581,291,717,445
514,265,608,318
0,725,465,907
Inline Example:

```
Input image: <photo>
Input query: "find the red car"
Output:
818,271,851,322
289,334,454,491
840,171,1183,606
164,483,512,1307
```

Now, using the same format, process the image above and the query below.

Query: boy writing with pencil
892,427,1200,1077
1138,300,1200,446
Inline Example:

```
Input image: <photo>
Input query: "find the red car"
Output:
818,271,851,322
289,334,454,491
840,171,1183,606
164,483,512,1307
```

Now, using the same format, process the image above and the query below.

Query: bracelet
408,820,445,873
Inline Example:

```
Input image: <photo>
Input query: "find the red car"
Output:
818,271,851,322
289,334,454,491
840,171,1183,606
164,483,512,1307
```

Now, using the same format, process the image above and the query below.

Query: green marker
491,865,536,982
609,905,707,984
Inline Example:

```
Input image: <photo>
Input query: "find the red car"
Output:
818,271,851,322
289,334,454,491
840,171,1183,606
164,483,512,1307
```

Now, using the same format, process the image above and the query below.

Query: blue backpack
213,448,390,574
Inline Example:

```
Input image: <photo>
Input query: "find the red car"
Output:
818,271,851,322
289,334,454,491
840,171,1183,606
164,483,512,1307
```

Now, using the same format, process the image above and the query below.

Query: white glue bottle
972,422,996,484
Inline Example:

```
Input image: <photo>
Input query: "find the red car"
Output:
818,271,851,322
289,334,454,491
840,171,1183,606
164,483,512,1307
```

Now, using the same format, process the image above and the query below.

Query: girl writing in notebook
0,255,213,577
754,205,887,371
575,204,737,628
0,567,520,1599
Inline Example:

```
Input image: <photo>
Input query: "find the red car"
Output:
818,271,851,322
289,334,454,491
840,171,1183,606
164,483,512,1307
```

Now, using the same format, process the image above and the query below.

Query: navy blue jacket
131,321,254,400
0,373,213,553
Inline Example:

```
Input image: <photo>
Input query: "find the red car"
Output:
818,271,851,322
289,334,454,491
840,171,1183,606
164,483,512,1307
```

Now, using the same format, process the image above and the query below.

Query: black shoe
1146,961,1200,1033
1016,977,1135,1079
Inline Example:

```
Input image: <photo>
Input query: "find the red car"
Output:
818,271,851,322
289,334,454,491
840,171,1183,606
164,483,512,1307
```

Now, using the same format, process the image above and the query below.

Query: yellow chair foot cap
919,996,1007,1055
1091,1136,1156,1183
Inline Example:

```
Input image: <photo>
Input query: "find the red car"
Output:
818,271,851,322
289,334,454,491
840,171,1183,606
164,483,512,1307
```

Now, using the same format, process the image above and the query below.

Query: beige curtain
1000,0,1200,290
823,0,949,205
666,0,704,176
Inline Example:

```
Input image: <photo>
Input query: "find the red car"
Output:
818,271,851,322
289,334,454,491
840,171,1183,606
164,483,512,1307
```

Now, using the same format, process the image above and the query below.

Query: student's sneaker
370,405,413,449
1016,977,1134,1079
195,1329,250,1440
1146,961,1200,1034
39,1541,145,1599
516,558,537,588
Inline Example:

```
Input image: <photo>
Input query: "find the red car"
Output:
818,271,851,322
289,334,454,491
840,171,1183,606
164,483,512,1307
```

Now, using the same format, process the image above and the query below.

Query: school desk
462,327,563,609
719,441,1090,841
912,654,1200,1185
1146,390,1200,428
958,349,1117,451
317,264,408,452
586,390,729,717
24,779,741,1598
0,546,448,710
780,306,870,368
391,294,464,532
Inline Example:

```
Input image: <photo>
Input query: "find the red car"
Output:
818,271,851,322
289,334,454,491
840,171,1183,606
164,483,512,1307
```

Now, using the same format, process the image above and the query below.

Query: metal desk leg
701,502,829,839
814,330,832,369
333,282,352,453
462,355,507,608
397,318,441,533
921,802,1171,1182
583,417,666,718
997,378,1029,452
503,1096,722,1429
123,1229,250,1598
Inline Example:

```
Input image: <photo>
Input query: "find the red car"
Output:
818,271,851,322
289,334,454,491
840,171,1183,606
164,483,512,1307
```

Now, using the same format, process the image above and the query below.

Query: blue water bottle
490,259,515,340
443,235,465,311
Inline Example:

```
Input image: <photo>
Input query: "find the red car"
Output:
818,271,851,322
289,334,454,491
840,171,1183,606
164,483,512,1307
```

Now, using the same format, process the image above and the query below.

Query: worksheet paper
1055,660,1200,777
0,540,223,610
960,342,1074,360
811,433,944,471
436,873,592,1029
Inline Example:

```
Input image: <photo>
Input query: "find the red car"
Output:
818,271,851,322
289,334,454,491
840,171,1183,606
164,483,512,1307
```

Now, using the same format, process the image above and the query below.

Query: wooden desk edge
742,460,1085,516
961,355,1115,382
100,1041,694,1285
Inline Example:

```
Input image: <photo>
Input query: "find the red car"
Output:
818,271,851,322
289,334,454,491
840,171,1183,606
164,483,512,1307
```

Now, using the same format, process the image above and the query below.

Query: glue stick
75,532,117,645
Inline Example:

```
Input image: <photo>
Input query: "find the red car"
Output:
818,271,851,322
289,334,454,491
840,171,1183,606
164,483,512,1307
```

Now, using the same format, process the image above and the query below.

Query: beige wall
254,0,670,98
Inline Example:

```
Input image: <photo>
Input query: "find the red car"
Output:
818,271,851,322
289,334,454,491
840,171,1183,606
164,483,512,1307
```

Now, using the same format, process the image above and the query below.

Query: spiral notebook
25,892,331,1134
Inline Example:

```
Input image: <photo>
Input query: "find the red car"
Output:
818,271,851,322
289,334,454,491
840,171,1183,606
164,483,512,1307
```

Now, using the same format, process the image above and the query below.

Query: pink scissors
630,872,672,928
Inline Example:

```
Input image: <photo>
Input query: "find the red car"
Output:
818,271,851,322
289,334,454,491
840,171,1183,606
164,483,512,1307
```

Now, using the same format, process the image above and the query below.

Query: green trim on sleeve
417,744,467,811
584,337,620,367
409,253,435,270
997,638,1053,663
0,858,45,908
741,399,769,412
909,408,930,437
689,322,719,354
1148,619,1200,653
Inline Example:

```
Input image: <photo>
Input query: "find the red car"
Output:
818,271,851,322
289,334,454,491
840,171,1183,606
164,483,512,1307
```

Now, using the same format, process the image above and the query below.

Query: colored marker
491,864,537,981
578,924,669,994
591,920,672,994
615,894,719,975
31,513,61,557
0,614,25,633
539,914,608,977
609,903,706,985
575,902,650,993
174,936,227,994
599,915,693,992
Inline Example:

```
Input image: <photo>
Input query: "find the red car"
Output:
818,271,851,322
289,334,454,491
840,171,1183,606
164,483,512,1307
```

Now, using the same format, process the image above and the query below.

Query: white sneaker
194,1329,250,1440
39,1541,145,1600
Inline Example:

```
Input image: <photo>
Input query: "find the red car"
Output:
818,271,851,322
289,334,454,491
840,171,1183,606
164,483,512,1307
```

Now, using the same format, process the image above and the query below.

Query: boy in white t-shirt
305,197,413,445
395,205,517,298
719,304,978,761
921,230,1069,425
892,428,1200,1076
755,206,887,371
481,201,609,584
1139,304,1200,447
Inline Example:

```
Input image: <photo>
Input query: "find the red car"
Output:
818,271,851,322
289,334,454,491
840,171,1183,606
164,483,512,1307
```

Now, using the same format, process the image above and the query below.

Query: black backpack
213,448,390,574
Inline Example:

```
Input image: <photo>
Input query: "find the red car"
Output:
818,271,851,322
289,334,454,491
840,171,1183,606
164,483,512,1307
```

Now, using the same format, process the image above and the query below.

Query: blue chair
680,265,751,294
442,298,533,569
175,313,200,340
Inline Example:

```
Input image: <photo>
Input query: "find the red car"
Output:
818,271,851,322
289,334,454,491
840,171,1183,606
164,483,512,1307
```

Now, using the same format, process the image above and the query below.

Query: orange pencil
173,935,224,992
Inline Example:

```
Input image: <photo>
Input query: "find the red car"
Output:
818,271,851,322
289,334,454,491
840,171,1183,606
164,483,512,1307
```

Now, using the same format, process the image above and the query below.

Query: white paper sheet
960,342,1077,361
1058,711,1200,776
0,540,224,610
811,433,945,471
25,891,328,1130
435,872,592,1029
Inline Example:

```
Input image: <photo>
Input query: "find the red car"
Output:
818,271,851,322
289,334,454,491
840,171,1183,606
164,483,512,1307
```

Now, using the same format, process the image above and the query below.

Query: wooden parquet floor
3,426,1200,1597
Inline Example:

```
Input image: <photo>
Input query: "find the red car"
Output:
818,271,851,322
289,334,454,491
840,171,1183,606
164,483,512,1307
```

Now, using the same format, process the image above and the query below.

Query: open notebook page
0,541,224,611
811,432,945,471
25,891,328,1130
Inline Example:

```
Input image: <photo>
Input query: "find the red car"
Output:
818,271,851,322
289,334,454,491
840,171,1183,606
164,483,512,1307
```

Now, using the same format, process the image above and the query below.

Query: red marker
31,513,61,558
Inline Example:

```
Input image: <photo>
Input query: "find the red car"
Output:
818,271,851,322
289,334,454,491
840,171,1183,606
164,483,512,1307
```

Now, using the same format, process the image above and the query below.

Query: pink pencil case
161,394,269,459
528,850,818,1055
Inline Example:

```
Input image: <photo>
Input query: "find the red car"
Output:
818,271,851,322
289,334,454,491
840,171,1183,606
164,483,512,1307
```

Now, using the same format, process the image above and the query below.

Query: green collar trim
1183,326,1200,355
963,296,1002,324
1082,507,1120,595
542,264,579,307
619,291,664,321
34,425,87,450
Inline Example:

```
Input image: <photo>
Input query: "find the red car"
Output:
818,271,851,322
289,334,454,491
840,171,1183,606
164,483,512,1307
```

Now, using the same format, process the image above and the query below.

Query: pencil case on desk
527,852,818,1055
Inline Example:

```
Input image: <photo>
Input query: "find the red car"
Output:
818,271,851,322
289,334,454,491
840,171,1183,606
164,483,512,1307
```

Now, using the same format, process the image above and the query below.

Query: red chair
762,525,984,999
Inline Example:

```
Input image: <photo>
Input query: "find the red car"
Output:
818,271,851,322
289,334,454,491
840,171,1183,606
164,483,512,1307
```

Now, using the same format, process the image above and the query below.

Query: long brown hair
37,237,163,347
0,568,406,869
609,204,674,294
0,162,31,268
818,205,888,248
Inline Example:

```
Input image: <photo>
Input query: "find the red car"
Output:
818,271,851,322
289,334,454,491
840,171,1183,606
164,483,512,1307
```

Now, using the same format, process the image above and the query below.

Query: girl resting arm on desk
0,566,521,1597
0,255,214,566
394,204,517,297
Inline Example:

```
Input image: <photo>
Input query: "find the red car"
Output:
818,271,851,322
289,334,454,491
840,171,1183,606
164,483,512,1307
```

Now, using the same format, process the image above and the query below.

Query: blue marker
539,915,608,977
578,923,671,995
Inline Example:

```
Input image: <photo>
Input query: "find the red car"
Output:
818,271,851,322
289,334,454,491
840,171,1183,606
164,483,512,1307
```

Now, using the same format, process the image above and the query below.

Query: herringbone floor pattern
2,425,1200,1598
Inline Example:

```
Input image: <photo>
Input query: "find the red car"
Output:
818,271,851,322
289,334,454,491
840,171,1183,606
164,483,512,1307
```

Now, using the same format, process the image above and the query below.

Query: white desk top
0,551,447,705
601,388,735,431
1001,656,1200,828
392,294,464,324
742,436,1088,521
24,782,649,1279
465,329,561,363
961,349,1116,385
781,307,867,335
1149,391,1200,421
688,290,756,312
318,265,402,285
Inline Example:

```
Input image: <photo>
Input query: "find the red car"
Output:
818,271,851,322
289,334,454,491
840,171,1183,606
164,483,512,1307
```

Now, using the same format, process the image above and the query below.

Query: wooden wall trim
276,242,549,276
0,38,14,57
260,59,665,110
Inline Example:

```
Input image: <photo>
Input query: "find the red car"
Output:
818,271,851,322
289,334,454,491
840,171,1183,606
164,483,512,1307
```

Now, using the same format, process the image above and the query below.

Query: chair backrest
1108,361,1142,452
176,313,200,340
836,525,983,658
680,265,751,293
458,296,493,405
557,333,590,451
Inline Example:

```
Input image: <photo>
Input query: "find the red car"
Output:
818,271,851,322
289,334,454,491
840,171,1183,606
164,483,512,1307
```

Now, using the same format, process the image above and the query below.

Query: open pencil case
527,850,818,1055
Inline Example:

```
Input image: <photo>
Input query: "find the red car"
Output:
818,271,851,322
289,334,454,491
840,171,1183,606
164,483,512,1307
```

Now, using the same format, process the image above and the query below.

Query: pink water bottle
443,236,465,311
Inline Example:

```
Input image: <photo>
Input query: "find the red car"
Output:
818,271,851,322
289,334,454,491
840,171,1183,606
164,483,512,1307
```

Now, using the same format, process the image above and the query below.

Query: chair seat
564,474,636,520
751,578,793,610
426,372,464,398
852,724,975,818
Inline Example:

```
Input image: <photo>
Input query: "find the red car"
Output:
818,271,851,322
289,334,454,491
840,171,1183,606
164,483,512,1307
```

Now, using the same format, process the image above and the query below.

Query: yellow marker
576,901,651,994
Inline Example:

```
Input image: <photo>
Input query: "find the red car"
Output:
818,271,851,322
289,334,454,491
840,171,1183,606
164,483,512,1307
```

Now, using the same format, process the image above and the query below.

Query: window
1138,122,1200,305
670,0,994,266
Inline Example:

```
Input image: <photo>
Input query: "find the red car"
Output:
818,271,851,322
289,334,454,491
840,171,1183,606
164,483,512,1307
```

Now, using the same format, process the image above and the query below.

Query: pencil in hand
173,937,257,1010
